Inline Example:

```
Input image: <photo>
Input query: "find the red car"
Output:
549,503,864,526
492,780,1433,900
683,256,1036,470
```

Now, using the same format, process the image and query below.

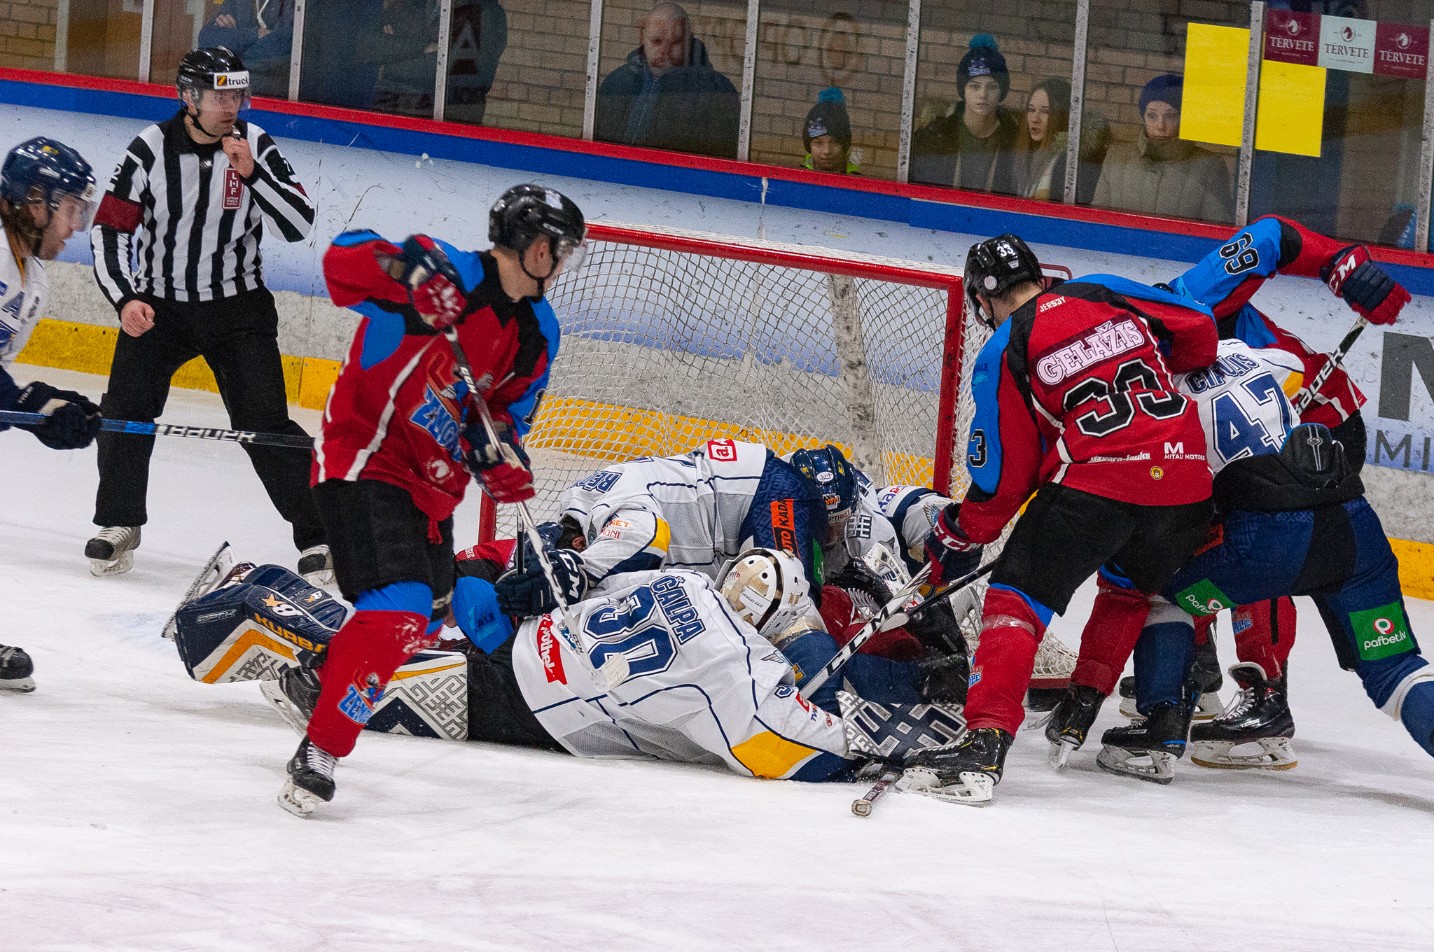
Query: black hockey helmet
177,47,251,106
489,184,587,267
964,233,1042,328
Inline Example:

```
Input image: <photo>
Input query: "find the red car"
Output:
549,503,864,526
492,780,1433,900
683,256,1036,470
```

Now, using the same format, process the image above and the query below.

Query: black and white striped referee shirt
91,109,314,307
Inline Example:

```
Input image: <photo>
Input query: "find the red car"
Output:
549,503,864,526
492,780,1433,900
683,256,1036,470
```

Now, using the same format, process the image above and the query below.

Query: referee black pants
93,288,325,550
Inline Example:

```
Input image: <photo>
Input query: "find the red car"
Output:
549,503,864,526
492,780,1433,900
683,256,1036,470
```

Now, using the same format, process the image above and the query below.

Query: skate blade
1048,738,1077,770
278,781,319,817
1096,745,1176,785
1118,696,1139,719
1191,738,1297,771
1192,692,1223,721
259,679,311,737
0,676,36,693
898,767,995,805
89,552,134,578
1024,709,1054,732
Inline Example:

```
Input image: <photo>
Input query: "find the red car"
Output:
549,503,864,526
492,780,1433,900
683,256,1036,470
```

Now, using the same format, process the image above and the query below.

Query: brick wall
1,1,59,70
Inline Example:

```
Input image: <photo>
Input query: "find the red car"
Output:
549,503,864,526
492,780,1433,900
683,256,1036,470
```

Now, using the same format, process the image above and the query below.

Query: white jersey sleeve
0,221,48,369
511,570,850,780
871,485,951,569
1175,338,1304,476
559,439,772,588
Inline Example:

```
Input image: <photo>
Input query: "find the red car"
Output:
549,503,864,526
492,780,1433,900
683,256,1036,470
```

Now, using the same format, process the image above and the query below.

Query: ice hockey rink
3,366,1432,952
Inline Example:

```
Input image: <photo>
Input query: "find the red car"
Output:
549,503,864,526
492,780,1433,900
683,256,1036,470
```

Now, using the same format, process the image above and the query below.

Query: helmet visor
555,236,587,275
52,190,98,231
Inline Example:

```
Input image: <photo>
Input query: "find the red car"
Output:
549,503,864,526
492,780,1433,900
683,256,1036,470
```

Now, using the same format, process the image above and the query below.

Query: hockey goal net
479,221,974,537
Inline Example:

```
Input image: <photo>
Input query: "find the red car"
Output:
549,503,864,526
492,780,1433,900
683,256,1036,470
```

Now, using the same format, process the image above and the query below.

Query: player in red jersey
275,183,585,817
1050,216,1408,768
902,233,1218,805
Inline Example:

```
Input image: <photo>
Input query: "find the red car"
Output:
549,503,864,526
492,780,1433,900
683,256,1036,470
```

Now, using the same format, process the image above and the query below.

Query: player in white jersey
495,438,830,621
0,137,103,693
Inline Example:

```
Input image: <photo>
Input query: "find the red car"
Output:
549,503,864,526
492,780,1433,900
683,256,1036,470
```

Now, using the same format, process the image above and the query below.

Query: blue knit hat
958,34,1009,100
1140,74,1183,113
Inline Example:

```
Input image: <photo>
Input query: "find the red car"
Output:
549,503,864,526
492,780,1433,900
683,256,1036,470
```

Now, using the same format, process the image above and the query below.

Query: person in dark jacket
909,34,1020,193
594,2,740,160
197,0,294,97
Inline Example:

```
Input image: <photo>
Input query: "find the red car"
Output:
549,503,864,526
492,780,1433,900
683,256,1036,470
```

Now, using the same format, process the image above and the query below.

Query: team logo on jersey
536,617,567,684
575,470,620,494
223,168,244,209
1149,466,1165,480
1035,318,1145,385
338,673,383,725
411,386,463,460
706,438,738,462
1353,602,1413,661
775,685,794,698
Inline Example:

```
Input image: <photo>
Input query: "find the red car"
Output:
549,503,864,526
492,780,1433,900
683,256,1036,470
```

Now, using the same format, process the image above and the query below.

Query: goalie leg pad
306,608,432,757
837,690,966,763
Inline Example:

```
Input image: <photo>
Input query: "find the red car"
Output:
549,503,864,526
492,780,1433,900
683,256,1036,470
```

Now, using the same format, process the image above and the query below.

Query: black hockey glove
494,544,588,618
14,382,101,450
922,503,983,590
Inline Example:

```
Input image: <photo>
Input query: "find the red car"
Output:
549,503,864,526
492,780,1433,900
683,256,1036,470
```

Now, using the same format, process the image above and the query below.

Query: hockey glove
462,415,536,504
14,382,101,450
398,234,467,330
1322,245,1409,325
494,546,588,618
451,575,515,653
922,503,983,590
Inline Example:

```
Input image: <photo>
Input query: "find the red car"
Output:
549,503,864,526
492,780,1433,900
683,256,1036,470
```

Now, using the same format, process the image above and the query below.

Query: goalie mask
964,233,1041,329
789,444,857,547
716,548,810,640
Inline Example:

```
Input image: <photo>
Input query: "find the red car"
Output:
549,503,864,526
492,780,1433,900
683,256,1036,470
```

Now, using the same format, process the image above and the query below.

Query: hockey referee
87,46,329,581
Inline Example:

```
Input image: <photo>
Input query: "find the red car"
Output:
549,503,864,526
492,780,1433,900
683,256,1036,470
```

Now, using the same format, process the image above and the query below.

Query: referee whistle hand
222,134,255,178
120,300,155,337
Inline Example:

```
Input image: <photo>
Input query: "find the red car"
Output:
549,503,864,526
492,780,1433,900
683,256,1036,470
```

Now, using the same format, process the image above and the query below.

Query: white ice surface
2,367,1433,952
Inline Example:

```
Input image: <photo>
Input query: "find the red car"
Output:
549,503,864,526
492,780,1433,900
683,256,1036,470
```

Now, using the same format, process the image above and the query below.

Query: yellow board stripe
730,730,820,779
1393,538,1434,601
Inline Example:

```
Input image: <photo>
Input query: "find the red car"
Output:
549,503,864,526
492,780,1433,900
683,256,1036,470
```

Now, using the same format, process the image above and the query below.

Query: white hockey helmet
716,547,810,639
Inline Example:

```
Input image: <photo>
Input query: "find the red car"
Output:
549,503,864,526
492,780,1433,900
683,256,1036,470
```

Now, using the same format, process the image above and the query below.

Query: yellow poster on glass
1255,60,1327,157
1181,24,1250,146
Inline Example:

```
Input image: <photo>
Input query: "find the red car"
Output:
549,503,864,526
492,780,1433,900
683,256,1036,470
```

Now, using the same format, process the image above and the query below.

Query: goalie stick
852,768,902,817
799,561,995,700
440,327,628,690
0,411,316,448
1292,315,1367,415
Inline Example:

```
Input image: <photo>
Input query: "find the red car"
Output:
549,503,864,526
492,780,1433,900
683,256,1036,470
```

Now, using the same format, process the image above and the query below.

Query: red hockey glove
1322,245,1409,325
462,415,536,504
922,503,983,590
398,235,467,330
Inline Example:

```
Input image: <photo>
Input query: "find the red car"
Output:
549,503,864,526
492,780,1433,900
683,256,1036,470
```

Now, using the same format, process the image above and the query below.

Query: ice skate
86,525,141,577
1119,673,1222,721
279,736,337,817
899,727,1013,806
1191,663,1297,770
297,544,334,586
1045,683,1106,769
1190,635,1223,719
260,665,322,736
0,644,35,692
1096,697,1195,785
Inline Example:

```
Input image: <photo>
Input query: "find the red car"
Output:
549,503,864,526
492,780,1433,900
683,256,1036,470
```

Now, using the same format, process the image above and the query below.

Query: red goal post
477,222,976,542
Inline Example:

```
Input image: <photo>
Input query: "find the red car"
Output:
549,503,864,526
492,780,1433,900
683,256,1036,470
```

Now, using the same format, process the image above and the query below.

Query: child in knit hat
910,34,1020,193
801,87,860,174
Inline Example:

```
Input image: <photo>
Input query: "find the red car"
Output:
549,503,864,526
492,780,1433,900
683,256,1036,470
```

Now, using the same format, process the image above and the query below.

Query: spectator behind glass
1092,73,1233,223
446,0,508,124
1013,78,1112,205
594,2,740,159
197,0,294,98
909,34,1020,194
366,0,441,117
802,87,859,174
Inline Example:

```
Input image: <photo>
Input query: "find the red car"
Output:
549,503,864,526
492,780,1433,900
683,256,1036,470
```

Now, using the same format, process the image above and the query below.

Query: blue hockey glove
452,575,515,653
494,544,588,618
462,415,536,504
922,503,983,590
14,382,101,450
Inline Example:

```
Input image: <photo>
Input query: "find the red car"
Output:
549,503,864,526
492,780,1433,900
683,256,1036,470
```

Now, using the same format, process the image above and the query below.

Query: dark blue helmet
0,137,97,217
790,444,858,544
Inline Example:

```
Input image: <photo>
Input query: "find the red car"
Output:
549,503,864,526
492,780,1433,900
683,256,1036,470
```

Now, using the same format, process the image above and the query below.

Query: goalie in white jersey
0,137,103,693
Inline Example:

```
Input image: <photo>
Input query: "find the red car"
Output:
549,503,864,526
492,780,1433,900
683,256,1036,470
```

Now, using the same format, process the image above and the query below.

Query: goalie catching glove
12,382,101,449
493,537,589,617
1322,244,1408,325
462,412,535,503
923,503,983,590
396,234,467,330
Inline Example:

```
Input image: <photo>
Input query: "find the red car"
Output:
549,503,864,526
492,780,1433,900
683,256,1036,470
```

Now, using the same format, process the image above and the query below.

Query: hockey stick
1292,315,1367,415
439,327,628,689
800,561,994,700
852,767,903,817
0,411,316,448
